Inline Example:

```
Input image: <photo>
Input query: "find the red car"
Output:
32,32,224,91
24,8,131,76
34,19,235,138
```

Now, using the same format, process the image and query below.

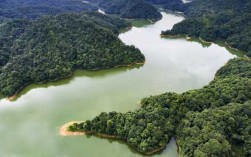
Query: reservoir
0,12,240,157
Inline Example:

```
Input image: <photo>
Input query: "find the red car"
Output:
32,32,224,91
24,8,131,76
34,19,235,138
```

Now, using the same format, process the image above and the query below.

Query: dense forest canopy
144,0,187,12
69,58,251,156
86,0,162,20
162,0,187,12
0,0,98,19
161,0,251,57
0,12,145,97
177,102,251,157
145,0,169,4
0,0,164,20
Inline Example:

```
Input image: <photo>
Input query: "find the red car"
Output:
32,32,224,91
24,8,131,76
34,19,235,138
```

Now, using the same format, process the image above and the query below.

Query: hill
0,0,98,19
161,0,251,57
0,12,145,97
88,0,162,20
0,0,163,21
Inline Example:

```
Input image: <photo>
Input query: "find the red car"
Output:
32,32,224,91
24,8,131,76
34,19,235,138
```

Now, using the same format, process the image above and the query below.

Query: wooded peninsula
0,12,145,97
67,58,251,156
161,0,251,57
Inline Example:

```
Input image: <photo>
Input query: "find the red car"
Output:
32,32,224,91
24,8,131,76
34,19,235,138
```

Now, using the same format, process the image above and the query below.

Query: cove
0,12,241,157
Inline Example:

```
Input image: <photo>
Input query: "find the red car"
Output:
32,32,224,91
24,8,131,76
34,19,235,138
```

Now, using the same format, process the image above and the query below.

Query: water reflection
161,36,245,57
0,64,143,102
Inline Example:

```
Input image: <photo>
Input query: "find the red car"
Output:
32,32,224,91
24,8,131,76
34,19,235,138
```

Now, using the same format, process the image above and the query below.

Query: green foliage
177,102,251,157
215,58,251,79
162,18,204,37
161,0,251,56
90,0,162,20
70,58,251,155
144,0,169,4
0,12,145,97
0,0,98,19
73,104,174,153
0,19,30,68
144,0,188,12
0,0,162,22
163,0,187,12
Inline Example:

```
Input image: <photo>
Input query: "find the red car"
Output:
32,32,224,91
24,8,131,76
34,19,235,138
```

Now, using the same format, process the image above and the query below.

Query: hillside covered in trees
68,58,251,156
0,12,145,97
0,0,98,19
162,0,187,12
0,0,164,21
177,102,251,157
161,0,251,57
0,0,163,21
144,0,187,12
87,0,162,20
145,0,168,4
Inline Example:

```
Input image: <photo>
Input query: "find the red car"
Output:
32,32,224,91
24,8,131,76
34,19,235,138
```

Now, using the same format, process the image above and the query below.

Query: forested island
161,0,251,57
86,0,162,20
0,12,145,97
67,58,251,156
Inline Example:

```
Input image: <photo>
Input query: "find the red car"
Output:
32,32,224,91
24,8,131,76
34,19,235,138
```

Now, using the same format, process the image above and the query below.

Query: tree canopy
0,0,163,21
0,12,145,97
0,0,98,19
177,101,251,157
69,58,251,156
87,0,162,20
161,0,251,57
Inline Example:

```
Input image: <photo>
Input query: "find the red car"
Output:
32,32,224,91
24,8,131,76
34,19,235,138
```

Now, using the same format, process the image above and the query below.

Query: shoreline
60,121,85,136
161,34,195,41
114,61,145,68
176,137,182,157
224,41,243,52
161,34,182,38
6,82,32,101
199,37,213,44
6,71,74,101
186,36,192,40
162,34,246,55
6,61,145,101
60,121,166,155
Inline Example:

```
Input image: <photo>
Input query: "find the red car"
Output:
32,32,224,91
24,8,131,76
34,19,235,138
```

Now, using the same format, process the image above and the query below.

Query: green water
0,12,241,157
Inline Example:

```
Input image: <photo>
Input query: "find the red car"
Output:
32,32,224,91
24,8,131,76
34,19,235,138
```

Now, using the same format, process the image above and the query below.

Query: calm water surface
0,12,240,157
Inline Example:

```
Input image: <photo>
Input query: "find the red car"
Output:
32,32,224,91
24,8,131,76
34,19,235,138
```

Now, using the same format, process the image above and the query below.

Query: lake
0,12,241,157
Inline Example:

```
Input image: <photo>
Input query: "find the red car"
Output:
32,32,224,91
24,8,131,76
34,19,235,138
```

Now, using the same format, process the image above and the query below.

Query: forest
145,0,169,4
69,58,251,156
0,0,162,20
163,0,187,12
144,0,187,12
161,0,251,57
177,102,251,157
0,12,145,97
86,0,162,20
0,0,98,19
